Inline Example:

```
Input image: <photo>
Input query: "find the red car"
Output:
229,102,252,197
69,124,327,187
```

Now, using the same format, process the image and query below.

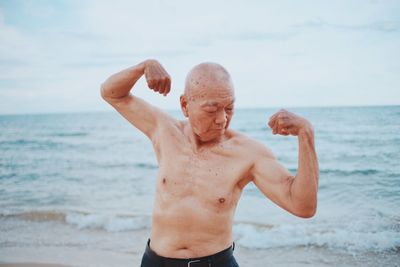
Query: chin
200,131,225,142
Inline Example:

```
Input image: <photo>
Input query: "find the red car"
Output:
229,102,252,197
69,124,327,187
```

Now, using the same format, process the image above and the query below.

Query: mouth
211,125,226,131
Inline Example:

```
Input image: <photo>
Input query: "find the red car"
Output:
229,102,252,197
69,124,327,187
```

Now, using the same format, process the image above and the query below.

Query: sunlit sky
0,0,399,114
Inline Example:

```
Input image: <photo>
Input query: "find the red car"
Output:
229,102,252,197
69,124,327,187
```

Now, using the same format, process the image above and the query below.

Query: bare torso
149,120,253,258
100,59,318,259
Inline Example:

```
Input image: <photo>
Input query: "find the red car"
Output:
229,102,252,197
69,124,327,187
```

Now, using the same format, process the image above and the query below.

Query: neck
184,122,223,153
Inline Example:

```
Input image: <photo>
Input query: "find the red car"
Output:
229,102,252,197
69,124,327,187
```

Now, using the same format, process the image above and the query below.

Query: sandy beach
0,265,70,267
1,245,399,267
1,226,399,267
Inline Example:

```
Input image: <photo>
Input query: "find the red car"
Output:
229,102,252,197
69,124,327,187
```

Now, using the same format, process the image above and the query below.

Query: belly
150,194,236,258
149,161,242,257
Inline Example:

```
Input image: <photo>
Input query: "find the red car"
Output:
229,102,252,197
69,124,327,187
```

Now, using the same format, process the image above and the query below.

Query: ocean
0,106,399,266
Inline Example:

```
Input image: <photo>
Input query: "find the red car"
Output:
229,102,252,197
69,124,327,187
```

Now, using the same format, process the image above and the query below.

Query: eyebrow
201,99,236,107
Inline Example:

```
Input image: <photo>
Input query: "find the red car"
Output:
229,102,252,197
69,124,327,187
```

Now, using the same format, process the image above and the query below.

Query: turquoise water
0,106,399,257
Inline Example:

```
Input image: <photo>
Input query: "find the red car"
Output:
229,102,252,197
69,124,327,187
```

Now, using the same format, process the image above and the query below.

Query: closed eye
203,108,217,113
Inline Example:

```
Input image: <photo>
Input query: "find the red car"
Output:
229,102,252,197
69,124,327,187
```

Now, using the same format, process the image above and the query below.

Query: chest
162,149,239,186
155,136,250,211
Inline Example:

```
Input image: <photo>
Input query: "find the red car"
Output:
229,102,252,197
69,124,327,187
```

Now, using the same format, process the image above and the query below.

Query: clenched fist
268,109,313,136
144,59,171,96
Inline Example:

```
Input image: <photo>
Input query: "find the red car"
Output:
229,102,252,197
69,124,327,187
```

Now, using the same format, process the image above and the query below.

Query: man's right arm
100,59,173,141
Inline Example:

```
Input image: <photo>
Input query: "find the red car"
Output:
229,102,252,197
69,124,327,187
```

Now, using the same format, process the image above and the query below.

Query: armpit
236,175,253,190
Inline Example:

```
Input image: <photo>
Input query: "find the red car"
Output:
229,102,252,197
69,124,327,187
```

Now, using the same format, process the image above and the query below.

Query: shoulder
154,118,188,144
227,129,276,160
154,115,182,138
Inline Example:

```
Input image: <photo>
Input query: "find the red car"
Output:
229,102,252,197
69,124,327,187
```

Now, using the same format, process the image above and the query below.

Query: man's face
183,85,235,143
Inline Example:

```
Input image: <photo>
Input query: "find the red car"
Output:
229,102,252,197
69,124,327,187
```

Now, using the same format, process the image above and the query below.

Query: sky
0,0,399,114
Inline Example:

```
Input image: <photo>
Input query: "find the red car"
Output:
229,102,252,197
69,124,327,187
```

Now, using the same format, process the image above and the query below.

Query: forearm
101,61,146,99
291,126,319,216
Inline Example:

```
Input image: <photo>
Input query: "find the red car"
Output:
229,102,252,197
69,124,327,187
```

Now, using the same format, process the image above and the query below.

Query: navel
162,177,167,184
218,198,225,203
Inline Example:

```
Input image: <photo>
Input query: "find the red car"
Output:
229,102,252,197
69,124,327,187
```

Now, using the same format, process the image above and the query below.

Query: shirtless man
100,59,319,267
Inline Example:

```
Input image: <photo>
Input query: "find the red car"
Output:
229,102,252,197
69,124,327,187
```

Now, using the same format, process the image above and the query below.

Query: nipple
218,198,225,203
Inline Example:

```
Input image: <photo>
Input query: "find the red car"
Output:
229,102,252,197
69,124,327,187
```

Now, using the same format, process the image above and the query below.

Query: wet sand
1,226,398,267
1,243,399,267
0,264,71,267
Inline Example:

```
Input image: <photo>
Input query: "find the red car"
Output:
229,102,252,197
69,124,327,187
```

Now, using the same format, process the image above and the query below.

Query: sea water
0,106,399,264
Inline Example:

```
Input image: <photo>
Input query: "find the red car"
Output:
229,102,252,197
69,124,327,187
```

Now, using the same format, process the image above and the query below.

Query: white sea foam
65,212,151,232
0,210,152,232
4,209,398,254
2,196,399,255
233,220,400,253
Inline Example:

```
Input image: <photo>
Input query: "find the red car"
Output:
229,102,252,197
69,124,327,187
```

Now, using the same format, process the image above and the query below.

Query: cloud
0,0,399,114
295,18,400,33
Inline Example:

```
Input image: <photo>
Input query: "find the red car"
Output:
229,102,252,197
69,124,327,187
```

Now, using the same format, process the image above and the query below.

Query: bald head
184,62,234,99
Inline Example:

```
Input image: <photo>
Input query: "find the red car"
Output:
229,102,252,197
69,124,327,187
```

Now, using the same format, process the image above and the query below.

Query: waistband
144,239,235,267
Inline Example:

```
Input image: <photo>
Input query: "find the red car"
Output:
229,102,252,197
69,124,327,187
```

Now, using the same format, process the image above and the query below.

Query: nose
215,110,227,125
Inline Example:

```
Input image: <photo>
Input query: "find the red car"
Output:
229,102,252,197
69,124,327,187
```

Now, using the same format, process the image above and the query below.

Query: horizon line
1,103,399,116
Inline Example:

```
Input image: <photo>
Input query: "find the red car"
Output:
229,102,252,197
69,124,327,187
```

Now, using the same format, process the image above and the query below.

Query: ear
180,95,189,117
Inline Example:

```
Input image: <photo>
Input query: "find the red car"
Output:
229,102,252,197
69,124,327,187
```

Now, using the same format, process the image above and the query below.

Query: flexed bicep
101,59,175,141
250,147,297,215
107,94,172,140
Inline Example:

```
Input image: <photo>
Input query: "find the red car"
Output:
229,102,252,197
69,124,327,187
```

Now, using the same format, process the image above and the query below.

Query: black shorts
140,239,240,267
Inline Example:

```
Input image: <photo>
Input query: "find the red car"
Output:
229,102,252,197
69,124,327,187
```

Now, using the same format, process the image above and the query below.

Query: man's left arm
250,109,319,218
